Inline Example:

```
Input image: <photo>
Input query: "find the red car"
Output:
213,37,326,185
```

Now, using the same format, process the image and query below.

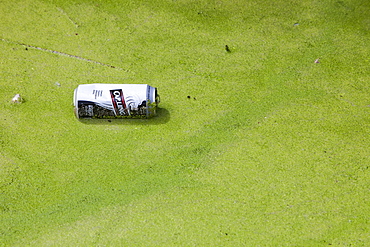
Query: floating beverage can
73,84,159,119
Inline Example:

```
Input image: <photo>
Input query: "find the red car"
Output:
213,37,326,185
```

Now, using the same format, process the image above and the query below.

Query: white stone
12,94,22,103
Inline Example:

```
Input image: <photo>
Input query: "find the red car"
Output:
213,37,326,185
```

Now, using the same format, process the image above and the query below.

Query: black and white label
110,89,128,116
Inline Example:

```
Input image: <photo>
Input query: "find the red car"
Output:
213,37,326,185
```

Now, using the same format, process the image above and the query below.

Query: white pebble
12,94,22,103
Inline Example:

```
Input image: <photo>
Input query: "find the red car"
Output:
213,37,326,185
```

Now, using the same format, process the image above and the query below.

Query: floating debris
74,84,159,119
314,58,320,63
11,94,22,103
225,45,231,53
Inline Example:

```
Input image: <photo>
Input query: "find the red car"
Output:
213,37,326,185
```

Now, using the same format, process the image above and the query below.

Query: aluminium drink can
73,84,159,119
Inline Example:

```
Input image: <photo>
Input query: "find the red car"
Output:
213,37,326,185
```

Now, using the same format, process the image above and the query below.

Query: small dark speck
193,97,196,100
225,233,228,235
75,33,78,35
225,45,231,53
187,96,191,99
25,48,28,50
108,120,112,122
111,65,115,68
